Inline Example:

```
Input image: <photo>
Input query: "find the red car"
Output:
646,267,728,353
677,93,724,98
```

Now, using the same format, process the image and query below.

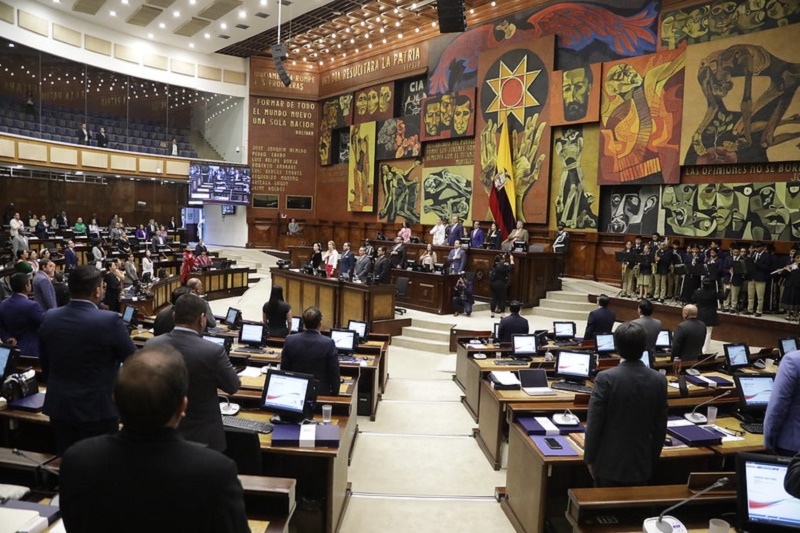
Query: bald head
682,304,698,319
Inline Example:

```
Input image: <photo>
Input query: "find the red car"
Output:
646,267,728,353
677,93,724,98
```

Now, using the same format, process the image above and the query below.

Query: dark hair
173,293,207,325
265,285,287,316
597,294,610,307
39,259,53,270
15,250,26,259
68,265,103,298
302,306,323,330
170,286,192,305
114,346,188,432
702,277,715,289
614,321,647,361
454,94,472,108
10,272,30,293
509,302,522,314
638,298,654,316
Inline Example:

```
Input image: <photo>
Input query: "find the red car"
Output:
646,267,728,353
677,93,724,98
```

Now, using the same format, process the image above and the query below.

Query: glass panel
0,38,41,134
127,77,168,155
40,51,87,143
85,65,127,149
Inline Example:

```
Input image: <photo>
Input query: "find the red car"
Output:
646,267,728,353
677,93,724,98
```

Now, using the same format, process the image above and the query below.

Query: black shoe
755,313,762,317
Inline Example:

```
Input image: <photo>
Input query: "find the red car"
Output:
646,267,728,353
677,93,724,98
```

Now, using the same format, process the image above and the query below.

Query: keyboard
222,416,274,434
551,382,593,394
338,355,358,362
740,422,763,434
554,340,580,347
495,360,530,366
236,346,266,354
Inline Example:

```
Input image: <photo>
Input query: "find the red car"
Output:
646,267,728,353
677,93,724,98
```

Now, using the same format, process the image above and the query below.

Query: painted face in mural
439,93,455,127
785,182,800,210
660,12,688,47
356,92,368,115
735,0,768,31
367,90,379,114
608,192,656,233
424,100,441,136
319,132,330,164
685,7,710,39
452,97,473,135
339,94,352,116
767,0,799,23
562,67,593,121
662,185,714,237
604,64,643,98
750,183,789,238
713,183,738,233
379,86,392,113
709,1,739,35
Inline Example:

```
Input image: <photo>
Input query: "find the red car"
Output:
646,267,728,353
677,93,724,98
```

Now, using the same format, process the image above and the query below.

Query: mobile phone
544,437,562,450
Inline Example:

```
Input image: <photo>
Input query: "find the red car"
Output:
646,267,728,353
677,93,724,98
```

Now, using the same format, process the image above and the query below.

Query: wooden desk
390,270,459,315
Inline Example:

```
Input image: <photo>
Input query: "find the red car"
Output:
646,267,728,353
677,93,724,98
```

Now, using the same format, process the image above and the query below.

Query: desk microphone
684,352,719,376
684,390,731,424
12,448,60,476
642,477,729,533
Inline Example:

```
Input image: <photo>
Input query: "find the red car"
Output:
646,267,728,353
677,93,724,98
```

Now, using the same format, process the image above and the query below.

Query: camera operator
451,273,474,317
489,252,514,318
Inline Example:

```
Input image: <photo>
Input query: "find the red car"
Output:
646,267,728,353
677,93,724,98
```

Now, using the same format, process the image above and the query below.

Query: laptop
518,369,555,396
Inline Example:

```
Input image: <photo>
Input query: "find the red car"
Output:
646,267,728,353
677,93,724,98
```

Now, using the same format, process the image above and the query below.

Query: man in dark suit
33,259,57,311
146,294,240,452
39,265,137,453
56,210,68,228
64,240,78,271
94,127,109,148
0,273,45,356
339,242,356,278
584,321,668,487
389,237,407,268
354,246,372,282
747,242,771,317
631,299,662,356
447,240,467,274
59,346,249,533
151,231,166,252
497,302,529,342
281,306,340,396
671,304,706,362
447,216,464,246
153,287,192,336
194,239,208,256
77,122,89,145
583,294,616,340
373,246,391,284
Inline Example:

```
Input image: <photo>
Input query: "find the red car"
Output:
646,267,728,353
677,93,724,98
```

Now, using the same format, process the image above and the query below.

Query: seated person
281,306,340,396
497,302,529,343
59,346,249,533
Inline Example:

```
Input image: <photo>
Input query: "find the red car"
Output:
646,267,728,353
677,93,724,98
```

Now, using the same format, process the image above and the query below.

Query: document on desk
489,371,520,386
0,508,48,533
701,424,745,443
238,366,263,378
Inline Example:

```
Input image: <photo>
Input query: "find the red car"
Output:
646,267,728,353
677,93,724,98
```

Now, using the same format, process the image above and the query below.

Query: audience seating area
0,96,198,158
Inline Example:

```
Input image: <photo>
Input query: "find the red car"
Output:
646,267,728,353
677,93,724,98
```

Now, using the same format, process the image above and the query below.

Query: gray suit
354,255,372,282
584,360,668,484
145,328,240,451
632,315,662,356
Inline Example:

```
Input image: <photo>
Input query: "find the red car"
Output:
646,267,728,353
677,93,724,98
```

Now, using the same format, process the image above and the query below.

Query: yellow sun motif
485,54,541,126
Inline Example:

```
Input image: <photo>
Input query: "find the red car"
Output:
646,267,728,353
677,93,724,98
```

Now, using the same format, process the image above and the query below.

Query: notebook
518,369,555,396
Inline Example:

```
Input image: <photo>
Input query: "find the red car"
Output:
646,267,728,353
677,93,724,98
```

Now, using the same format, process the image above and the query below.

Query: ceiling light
109,10,116,16
432,21,437,27
148,33,154,39
395,21,400,27
380,27,384,33
415,27,419,33
7,43,13,47
260,0,267,5
360,21,365,26
382,38,387,43
121,0,128,4
189,43,194,48
491,1,496,5
470,8,474,14
220,22,227,29
173,10,180,17
368,43,372,48
189,0,196,4
159,22,166,29
398,33,403,38
204,33,210,38
239,10,246,18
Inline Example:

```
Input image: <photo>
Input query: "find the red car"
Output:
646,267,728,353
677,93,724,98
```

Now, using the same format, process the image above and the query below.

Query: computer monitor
778,337,798,358
238,323,265,348
290,316,302,334
0,343,20,379
260,369,318,424
331,328,357,355
460,241,470,250
121,305,136,326
202,335,232,354
433,262,444,273
405,259,416,270
640,350,654,369
656,330,672,350
555,351,595,384
511,334,538,360
492,323,500,341
346,320,369,342
724,343,751,370
595,333,616,355
224,307,241,329
553,321,576,340
733,373,774,419
736,452,799,532
513,241,527,252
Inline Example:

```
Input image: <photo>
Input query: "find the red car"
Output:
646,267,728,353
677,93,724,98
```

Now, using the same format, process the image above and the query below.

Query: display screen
595,333,615,353
347,320,368,340
726,344,750,367
240,323,264,345
290,316,301,333
0,345,12,377
656,330,672,348
331,329,356,352
738,376,773,407
743,460,800,528
556,351,593,380
513,335,538,356
262,371,310,415
779,337,797,356
225,308,240,327
203,335,226,348
553,322,575,339
122,306,135,324
188,162,251,206
641,350,651,368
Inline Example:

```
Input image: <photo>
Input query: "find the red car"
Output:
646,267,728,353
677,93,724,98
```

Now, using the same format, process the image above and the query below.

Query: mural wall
549,124,600,231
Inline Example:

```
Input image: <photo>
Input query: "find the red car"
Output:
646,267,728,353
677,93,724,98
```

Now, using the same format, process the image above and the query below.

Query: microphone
642,477,729,532
684,390,731,424
12,448,60,476
684,352,719,376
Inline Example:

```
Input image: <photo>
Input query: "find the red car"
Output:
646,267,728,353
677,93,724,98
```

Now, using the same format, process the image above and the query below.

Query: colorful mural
599,185,661,234
398,76,427,118
550,124,600,231
353,83,395,124
420,164,474,224
551,63,602,126
377,159,423,224
598,48,685,185
347,122,376,212
419,88,477,142
376,118,421,160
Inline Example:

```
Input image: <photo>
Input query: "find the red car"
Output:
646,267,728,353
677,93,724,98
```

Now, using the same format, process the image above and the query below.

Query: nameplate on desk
518,416,586,436
685,375,732,388
272,424,340,448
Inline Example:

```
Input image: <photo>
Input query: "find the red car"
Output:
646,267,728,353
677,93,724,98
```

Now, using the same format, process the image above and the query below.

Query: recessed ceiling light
470,8,474,14
204,33,210,39
398,33,403,39
148,33,154,39
159,22,166,29
220,22,227,29
189,0,196,4
173,10,180,17
382,38,387,44
260,0,267,5
189,43,194,48
109,10,116,16
415,27,419,33
121,0,128,4
491,1,496,5
239,9,246,18
8,43,14,47
395,21,400,27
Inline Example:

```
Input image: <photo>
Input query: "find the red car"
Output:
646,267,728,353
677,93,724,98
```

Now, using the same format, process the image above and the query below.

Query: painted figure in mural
748,182,790,240
423,98,441,137
378,160,422,224
351,128,371,209
318,131,331,165
439,93,455,129
606,190,658,234
767,0,800,25
367,89,379,115
734,0,768,32
355,92,368,116
452,95,473,135
379,86,392,113
709,0,740,38
562,67,594,122
554,127,597,230
692,44,800,161
339,135,350,163
422,169,473,222
339,94,353,118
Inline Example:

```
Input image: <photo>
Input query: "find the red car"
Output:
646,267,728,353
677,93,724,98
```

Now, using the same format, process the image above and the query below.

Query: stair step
391,336,451,354
408,318,454,332
539,299,595,312
529,305,590,321
400,326,451,342
545,291,589,303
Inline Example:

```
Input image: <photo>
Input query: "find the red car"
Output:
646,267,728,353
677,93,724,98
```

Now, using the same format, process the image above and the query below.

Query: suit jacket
40,300,136,422
77,128,89,145
671,318,706,362
153,304,175,336
146,328,240,451
354,255,372,282
631,315,662,356
497,313,529,343
195,244,208,256
584,307,616,340
584,360,668,483
95,132,108,148
752,251,772,282
281,330,340,396
470,228,485,248
447,248,466,274
787,452,800,498
655,248,673,275
35,220,48,239
373,256,391,284
552,230,568,253
764,350,800,453
691,287,724,327
32,270,57,311
339,250,356,276
151,235,166,251
60,428,249,533
123,261,138,285
447,223,464,246
0,293,45,356
64,247,78,270
389,243,407,268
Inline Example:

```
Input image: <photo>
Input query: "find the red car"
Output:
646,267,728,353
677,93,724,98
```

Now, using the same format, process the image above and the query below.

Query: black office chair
395,276,410,315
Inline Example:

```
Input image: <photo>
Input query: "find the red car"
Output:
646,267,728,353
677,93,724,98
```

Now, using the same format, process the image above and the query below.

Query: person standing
485,222,502,250
552,221,570,254
747,242,771,317
691,279,725,354
287,218,300,235
77,123,90,145
64,240,78,271
39,265,136,453
671,304,706,362
281,307,340,397
584,294,616,341
339,242,356,279
764,346,800,456
397,221,412,243
389,237,407,268
620,240,636,298
497,302,529,342
145,294,240,451
103,259,124,312
447,216,464,246
653,241,673,303
9,212,28,257
584,321,668,487
447,240,467,274
489,252,513,317
779,253,800,321
323,240,339,278
95,127,109,148
430,216,447,246
354,246,373,282
631,299,662,356
419,243,437,271
469,221,485,249
262,285,292,339
373,246,391,284
32,259,57,311
0,273,45,356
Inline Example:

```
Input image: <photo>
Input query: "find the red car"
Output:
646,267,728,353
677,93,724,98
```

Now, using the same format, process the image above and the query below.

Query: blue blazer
584,306,616,340
448,248,467,274
64,248,78,271
39,300,136,422
447,223,464,246
281,330,340,396
0,293,46,356
339,250,356,276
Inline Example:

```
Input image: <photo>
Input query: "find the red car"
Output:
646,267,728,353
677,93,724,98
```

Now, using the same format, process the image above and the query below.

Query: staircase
528,290,595,321
211,247,272,284
391,318,453,354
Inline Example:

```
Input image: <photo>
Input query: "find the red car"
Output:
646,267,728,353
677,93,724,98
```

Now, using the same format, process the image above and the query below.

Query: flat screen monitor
239,323,265,347
346,320,368,342
553,321,576,340
641,350,654,369
492,322,500,340
0,344,19,379
331,329,357,354
734,373,774,416
121,305,136,326
656,330,672,349
221,204,236,215
736,453,799,532
224,307,241,328
555,351,594,383
512,334,538,359
513,241,526,252
433,263,444,273
778,337,798,358
188,162,252,206
595,333,616,355
202,335,231,354
290,316,302,334
260,369,317,423
724,343,751,369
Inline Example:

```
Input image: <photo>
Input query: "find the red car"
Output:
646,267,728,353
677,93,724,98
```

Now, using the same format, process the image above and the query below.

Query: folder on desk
666,419,722,447
271,424,340,448
488,371,520,391
685,375,732,388
518,416,585,436
0,499,61,525
9,392,45,413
